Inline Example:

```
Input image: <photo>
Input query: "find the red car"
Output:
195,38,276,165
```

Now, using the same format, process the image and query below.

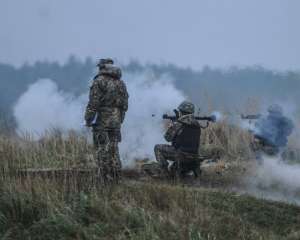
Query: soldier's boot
193,167,202,178
173,158,187,179
168,162,179,179
159,162,172,178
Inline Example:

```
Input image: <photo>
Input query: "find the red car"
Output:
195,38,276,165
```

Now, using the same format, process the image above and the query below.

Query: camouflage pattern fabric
94,130,122,182
97,58,114,67
164,121,182,143
154,144,202,177
154,144,177,170
154,113,201,175
164,114,198,143
178,101,195,114
254,107,294,149
85,67,128,127
85,64,128,183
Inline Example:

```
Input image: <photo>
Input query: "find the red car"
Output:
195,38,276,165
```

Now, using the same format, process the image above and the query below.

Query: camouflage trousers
93,128,122,182
154,144,178,170
154,144,201,176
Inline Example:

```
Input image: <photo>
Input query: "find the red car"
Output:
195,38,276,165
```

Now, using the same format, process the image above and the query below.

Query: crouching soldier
253,104,294,156
154,101,202,177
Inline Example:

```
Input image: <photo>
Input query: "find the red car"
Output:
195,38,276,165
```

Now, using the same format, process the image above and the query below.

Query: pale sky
0,0,299,70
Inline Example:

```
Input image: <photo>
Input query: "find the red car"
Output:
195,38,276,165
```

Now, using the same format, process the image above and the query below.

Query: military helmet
100,65,122,79
178,101,195,114
268,104,283,114
97,58,114,67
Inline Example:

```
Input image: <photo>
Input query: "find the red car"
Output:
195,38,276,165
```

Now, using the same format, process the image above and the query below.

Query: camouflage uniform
85,61,128,182
154,119,185,170
154,101,201,176
253,104,294,157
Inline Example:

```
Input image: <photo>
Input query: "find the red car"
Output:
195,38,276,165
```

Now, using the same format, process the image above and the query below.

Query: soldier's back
94,75,128,129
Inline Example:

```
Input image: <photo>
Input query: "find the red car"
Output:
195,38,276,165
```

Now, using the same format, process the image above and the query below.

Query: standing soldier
85,58,129,183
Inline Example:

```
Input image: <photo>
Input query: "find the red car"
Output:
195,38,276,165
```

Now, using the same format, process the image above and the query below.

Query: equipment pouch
96,131,109,145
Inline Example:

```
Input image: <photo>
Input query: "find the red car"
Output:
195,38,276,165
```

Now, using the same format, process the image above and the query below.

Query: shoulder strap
93,74,100,80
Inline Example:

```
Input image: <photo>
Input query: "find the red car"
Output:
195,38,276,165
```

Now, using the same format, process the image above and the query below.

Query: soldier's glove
85,115,96,127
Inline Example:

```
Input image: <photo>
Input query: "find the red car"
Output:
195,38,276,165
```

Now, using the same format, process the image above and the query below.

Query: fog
1,0,300,205
246,156,300,205
7,61,300,204
1,0,300,70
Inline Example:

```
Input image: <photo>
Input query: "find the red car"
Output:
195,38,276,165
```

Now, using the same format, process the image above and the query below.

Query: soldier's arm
164,122,182,142
284,118,294,135
84,80,104,125
120,81,129,123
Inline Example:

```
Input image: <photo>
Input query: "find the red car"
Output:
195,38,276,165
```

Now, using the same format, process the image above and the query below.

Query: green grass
1,181,300,240
1,128,300,240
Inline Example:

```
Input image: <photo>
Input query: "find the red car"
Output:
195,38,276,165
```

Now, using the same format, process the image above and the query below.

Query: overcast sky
0,0,299,70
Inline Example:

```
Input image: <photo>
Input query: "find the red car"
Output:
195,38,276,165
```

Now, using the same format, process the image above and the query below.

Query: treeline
127,61,300,111
1,56,300,126
0,56,94,112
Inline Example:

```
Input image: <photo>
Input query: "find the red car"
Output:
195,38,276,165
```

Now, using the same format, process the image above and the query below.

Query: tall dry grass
1,116,300,239
0,130,95,181
201,120,254,162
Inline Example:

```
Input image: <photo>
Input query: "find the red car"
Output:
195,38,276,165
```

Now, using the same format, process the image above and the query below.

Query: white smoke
246,156,300,204
255,156,300,189
13,72,185,167
120,72,184,166
14,79,86,135
211,111,223,122
239,118,255,132
237,103,300,204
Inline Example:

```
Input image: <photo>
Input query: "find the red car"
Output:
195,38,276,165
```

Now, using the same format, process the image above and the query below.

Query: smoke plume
13,72,184,167
238,103,300,203
14,79,86,135
246,156,300,204
120,72,184,166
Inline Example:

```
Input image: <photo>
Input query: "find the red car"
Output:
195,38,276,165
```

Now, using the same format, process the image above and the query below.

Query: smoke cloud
246,156,300,204
14,79,86,135
13,72,185,167
237,104,300,203
257,157,300,188
120,72,184,166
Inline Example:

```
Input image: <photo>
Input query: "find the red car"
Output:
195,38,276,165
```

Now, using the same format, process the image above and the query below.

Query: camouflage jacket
255,112,294,148
85,66,129,129
164,114,198,143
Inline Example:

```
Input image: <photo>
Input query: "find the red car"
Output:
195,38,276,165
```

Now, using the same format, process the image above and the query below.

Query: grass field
1,122,300,240
1,180,300,240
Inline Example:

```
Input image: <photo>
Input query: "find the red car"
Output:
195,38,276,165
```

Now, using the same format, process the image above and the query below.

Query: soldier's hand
85,121,93,127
